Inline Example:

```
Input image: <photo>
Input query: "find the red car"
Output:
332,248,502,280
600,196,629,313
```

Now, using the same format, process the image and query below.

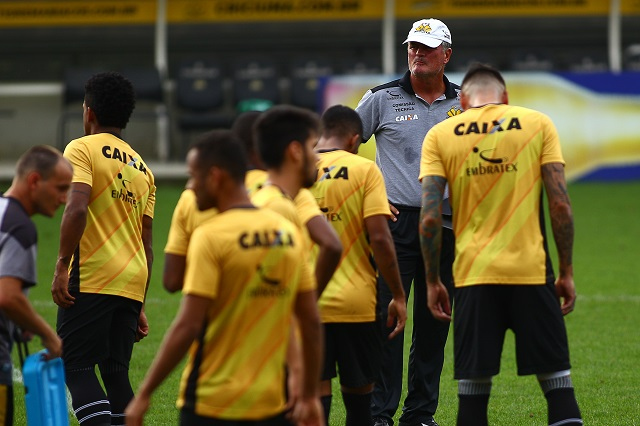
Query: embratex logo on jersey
466,147,518,176
112,172,138,208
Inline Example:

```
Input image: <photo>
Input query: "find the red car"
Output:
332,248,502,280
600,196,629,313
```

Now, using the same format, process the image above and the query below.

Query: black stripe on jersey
183,318,208,410
0,197,37,249
369,79,401,94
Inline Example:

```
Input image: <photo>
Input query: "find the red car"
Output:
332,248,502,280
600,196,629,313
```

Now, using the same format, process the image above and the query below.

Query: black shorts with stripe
453,282,571,379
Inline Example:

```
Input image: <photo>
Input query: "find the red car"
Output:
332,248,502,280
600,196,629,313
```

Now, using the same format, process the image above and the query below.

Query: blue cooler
22,350,69,426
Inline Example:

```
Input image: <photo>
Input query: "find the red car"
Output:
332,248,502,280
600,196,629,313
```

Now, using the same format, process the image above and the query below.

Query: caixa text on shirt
454,117,522,135
102,145,149,175
239,229,295,249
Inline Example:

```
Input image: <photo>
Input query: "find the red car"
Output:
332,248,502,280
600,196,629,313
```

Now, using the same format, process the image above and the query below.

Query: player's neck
411,72,445,104
217,187,253,213
3,185,34,216
265,170,301,199
316,136,345,152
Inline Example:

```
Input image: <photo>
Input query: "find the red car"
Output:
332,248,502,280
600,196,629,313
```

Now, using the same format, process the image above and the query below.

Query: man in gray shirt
0,145,70,423
355,18,460,426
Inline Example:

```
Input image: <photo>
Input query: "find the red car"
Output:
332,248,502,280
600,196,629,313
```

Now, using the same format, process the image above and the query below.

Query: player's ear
502,90,509,105
460,92,470,111
26,170,42,189
288,140,303,162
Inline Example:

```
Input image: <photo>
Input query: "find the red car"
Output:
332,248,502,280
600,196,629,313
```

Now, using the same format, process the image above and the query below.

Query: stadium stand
174,59,236,152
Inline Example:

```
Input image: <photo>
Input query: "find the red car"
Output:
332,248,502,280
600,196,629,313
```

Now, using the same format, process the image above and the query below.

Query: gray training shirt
356,70,461,209
0,196,37,385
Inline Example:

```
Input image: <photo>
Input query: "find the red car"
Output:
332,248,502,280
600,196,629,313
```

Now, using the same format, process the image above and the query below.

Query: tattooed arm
541,162,576,315
419,176,451,322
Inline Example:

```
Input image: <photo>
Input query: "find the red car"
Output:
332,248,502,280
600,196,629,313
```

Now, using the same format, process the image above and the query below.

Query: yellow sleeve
419,128,446,181
294,189,322,226
540,113,565,166
64,139,93,186
164,190,194,256
144,182,156,219
363,164,391,219
183,224,220,300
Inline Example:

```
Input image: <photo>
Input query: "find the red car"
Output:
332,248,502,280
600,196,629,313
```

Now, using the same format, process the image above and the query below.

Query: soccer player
311,105,407,426
125,130,324,426
251,105,342,295
419,63,582,425
0,145,70,423
163,186,217,293
52,71,156,426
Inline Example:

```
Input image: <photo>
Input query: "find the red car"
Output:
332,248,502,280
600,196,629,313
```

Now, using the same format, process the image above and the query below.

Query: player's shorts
57,291,142,371
321,321,383,388
0,384,13,426
180,407,290,425
453,282,571,379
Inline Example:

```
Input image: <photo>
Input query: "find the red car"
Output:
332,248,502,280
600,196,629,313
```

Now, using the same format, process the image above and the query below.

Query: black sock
544,388,582,425
66,368,111,426
321,395,332,425
99,360,134,425
457,394,490,426
341,392,372,426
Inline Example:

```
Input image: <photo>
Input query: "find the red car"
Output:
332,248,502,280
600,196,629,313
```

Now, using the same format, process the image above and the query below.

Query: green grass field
8,180,640,425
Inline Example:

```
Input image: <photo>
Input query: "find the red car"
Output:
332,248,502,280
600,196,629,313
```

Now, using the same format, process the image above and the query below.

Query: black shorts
57,291,142,371
453,283,571,379
321,322,382,388
180,408,290,425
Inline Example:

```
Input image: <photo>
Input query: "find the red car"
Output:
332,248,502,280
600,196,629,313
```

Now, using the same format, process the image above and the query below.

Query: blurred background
1,0,639,181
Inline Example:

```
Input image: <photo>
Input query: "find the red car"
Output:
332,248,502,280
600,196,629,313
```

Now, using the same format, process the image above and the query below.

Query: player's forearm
299,316,323,400
542,163,574,275
306,216,342,294
314,247,341,295
295,291,323,400
370,238,405,300
57,204,86,266
420,176,445,284
1,291,56,342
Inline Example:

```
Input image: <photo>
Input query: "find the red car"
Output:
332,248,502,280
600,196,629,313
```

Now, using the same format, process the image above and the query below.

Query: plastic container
22,350,69,426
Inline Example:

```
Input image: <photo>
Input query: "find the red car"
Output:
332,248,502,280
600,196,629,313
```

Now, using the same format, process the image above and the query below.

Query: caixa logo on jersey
396,114,418,122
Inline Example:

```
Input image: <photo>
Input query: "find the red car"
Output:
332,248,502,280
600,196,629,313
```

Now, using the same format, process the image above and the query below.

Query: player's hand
136,309,149,342
427,280,452,322
125,394,150,426
386,296,407,339
388,202,399,222
41,331,63,360
284,365,301,416
291,396,324,426
51,262,75,308
555,274,576,315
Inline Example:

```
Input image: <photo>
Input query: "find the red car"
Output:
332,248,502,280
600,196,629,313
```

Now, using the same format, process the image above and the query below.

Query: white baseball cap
403,18,452,48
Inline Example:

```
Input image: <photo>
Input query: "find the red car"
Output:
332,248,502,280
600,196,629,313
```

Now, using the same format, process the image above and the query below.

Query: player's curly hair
84,71,136,129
